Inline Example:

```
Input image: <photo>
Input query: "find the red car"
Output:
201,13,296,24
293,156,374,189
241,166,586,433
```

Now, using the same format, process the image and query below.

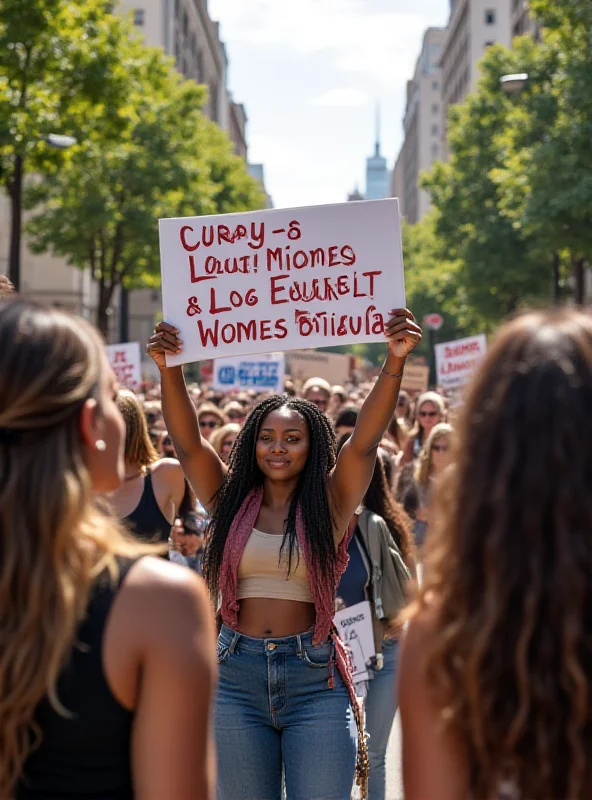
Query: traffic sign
423,313,444,331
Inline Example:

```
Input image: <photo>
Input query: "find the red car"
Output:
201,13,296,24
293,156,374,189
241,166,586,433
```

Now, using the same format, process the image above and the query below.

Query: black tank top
16,558,139,799
124,470,172,545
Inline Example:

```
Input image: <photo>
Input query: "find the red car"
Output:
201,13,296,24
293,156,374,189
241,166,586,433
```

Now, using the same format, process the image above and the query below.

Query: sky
208,0,450,209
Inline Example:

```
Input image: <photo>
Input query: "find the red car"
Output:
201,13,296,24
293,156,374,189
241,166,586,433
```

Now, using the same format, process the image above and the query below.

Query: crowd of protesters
3,274,592,800
115,371,455,575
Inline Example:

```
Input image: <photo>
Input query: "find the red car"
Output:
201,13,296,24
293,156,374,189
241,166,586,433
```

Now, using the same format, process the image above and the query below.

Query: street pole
428,328,436,388
119,286,130,342
8,154,23,292
7,135,76,293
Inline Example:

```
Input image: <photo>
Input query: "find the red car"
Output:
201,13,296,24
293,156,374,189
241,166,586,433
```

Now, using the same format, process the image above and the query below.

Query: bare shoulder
124,557,212,638
151,457,183,475
150,458,186,499
399,601,440,692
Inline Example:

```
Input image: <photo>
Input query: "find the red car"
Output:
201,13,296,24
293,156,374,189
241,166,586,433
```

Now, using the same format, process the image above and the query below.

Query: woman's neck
262,479,298,511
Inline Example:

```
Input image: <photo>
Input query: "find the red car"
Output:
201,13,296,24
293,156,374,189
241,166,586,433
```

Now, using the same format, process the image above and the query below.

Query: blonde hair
415,422,453,486
0,300,153,796
209,423,241,458
116,389,159,468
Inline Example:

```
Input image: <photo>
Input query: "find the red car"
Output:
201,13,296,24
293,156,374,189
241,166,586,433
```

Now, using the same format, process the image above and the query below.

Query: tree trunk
97,280,117,339
573,256,585,305
8,154,23,292
552,252,560,306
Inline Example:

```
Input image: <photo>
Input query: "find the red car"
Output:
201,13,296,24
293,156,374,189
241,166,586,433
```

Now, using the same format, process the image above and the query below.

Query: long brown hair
337,435,413,562
0,300,152,796
415,422,453,486
411,309,592,799
117,388,159,468
366,453,414,563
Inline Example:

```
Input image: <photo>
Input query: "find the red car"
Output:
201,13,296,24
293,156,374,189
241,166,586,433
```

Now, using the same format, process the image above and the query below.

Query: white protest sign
158,199,405,366
334,600,376,683
106,342,142,391
212,353,285,393
435,334,487,392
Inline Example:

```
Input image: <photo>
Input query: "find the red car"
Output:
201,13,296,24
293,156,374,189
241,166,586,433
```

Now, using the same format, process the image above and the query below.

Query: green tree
25,48,263,334
513,0,592,300
422,40,557,328
0,0,141,286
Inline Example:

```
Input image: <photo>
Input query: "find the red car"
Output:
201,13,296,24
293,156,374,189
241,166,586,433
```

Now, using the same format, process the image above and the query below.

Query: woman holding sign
147,308,421,800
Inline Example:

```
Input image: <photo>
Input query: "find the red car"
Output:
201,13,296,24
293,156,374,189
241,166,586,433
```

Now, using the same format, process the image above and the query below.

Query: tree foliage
415,0,592,327
0,0,138,192
9,2,263,334
421,41,555,326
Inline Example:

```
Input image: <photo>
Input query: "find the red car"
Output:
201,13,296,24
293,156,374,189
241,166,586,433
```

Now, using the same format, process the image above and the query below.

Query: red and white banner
158,199,406,366
435,334,487,392
106,342,142,392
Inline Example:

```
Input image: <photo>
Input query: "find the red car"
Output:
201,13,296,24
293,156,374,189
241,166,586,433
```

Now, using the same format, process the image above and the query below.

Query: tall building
441,0,513,116
248,164,273,209
511,0,537,37
347,186,364,202
121,0,248,157
365,107,390,200
228,98,248,159
391,27,447,224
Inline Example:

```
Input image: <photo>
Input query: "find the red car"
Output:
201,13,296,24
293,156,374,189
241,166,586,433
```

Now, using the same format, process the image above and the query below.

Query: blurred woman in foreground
0,299,215,800
400,309,592,800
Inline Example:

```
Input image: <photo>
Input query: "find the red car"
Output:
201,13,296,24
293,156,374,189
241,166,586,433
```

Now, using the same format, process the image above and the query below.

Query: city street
386,710,403,799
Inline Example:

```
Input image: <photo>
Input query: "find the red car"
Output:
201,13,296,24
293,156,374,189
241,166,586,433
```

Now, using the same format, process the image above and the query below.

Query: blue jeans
365,639,399,800
215,624,356,800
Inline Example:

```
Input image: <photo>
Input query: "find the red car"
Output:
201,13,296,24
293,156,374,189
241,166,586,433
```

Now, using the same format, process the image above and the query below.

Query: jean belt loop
296,632,304,658
229,630,240,654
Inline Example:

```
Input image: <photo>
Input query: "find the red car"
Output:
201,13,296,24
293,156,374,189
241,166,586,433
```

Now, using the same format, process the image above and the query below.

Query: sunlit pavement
385,712,403,800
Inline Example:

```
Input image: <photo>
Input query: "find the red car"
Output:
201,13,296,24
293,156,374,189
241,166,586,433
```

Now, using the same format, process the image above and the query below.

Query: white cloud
247,133,300,167
209,0,432,87
312,88,368,107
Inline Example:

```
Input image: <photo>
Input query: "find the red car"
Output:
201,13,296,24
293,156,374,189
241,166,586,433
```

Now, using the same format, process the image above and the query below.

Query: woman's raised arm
147,322,225,512
328,309,421,539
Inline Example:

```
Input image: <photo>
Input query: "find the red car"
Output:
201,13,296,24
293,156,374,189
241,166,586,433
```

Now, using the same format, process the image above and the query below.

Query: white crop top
237,529,314,603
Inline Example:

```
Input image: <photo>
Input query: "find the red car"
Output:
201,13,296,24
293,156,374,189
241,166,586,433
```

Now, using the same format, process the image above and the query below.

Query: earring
95,440,107,452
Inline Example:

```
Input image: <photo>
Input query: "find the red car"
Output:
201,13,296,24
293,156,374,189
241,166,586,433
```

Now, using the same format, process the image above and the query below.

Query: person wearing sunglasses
222,400,247,425
400,391,445,466
301,376,332,413
197,403,224,440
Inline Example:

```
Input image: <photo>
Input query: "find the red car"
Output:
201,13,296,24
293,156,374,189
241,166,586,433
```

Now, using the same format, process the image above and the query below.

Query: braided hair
202,395,338,600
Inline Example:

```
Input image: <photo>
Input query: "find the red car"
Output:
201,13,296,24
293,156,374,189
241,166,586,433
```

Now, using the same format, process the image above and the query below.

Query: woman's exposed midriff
237,598,316,638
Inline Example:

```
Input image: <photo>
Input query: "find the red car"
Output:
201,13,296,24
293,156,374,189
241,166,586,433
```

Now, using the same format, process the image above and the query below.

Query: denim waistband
219,624,323,655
